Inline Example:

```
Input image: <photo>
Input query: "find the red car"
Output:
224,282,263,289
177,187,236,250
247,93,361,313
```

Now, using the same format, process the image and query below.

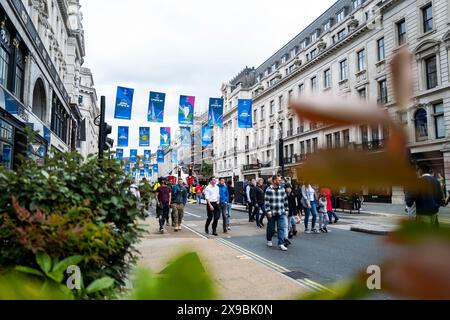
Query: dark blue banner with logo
116,149,124,160
178,95,194,125
139,127,150,147
153,164,159,173
117,126,129,147
144,150,151,163
157,149,165,163
114,86,134,120
201,126,212,146
208,98,224,127
130,149,137,162
180,126,191,146
160,127,171,147
171,150,178,164
238,99,253,128
148,91,165,123
140,169,145,177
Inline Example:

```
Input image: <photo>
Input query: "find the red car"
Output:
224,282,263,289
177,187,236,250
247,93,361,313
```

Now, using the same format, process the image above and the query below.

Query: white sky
81,0,337,155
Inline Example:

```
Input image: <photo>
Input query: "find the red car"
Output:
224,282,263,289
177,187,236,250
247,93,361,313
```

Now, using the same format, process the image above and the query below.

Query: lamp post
277,116,285,178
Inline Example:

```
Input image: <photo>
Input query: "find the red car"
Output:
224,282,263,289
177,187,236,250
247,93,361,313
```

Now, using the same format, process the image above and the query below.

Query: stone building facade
214,0,450,204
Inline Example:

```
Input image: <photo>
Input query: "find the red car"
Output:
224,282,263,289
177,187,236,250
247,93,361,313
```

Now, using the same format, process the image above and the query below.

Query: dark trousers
158,204,170,229
253,204,265,227
266,215,278,241
327,210,339,222
219,203,228,232
205,202,220,233
248,203,254,221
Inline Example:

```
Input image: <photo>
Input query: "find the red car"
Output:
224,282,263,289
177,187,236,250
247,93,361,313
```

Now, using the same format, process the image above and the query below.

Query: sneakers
312,229,320,234
305,229,311,234
267,241,273,247
227,226,231,231
323,227,329,233
334,218,339,224
205,228,209,234
159,228,164,234
319,228,325,233
279,244,288,251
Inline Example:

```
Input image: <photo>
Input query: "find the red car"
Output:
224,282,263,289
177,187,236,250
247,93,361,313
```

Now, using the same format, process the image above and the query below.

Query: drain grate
283,270,309,280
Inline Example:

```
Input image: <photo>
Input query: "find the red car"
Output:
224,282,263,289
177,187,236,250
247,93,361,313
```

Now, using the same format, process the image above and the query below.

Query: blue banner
116,149,124,160
171,150,178,164
130,149,137,162
148,91,165,123
125,163,131,174
238,99,253,128
157,149,165,163
114,86,134,120
139,127,150,147
178,95,195,125
117,126,129,147
201,126,212,146
140,169,145,177
43,127,51,144
153,164,159,173
160,127,171,147
180,126,191,146
208,98,224,127
144,150,151,163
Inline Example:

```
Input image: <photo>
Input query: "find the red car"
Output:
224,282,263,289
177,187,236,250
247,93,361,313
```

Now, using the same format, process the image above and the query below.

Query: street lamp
276,115,285,178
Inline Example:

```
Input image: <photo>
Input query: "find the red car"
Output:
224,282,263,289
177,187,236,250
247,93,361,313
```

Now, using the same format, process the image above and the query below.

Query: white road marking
181,223,208,239
184,211,202,218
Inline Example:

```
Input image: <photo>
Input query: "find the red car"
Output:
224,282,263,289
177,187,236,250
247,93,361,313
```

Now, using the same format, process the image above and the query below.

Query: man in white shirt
204,176,221,236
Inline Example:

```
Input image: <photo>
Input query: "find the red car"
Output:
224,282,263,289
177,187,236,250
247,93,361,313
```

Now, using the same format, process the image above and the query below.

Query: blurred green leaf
36,252,52,274
52,255,83,274
86,277,115,294
15,266,45,278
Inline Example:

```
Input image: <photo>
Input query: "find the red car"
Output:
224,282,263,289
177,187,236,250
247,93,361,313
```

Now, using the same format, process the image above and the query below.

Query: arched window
32,78,47,122
415,108,428,142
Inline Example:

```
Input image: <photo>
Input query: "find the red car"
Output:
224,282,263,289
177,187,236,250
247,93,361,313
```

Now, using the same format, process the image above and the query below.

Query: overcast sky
81,0,336,155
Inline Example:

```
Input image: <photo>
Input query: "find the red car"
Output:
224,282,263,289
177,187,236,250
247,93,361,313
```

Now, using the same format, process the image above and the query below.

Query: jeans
205,202,220,233
226,203,232,226
319,211,328,229
219,202,228,232
266,214,287,246
172,203,185,226
253,205,264,227
248,202,254,221
327,210,339,222
197,194,202,205
158,204,170,229
304,200,318,230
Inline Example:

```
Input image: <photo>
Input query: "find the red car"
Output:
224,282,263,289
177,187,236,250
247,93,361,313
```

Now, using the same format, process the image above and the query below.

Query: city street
141,203,403,299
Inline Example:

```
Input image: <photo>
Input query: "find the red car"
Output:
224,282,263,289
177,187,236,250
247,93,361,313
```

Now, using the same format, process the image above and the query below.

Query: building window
270,100,275,114
299,119,304,133
0,46,10,88
288,90,293,104
425,55,438,89
311,32,318,43
288,118,293,136
377,37,385,61
278,95,284,111
422,3,433,33
397,19,406,45
260,106,265,121
340,59,348,81
51,97,69,143
300,141,305,155
361,125,369,143
300,40,307,50
378,79,388,104
323,21,332,32
311,76,317,92
358,87,367,99
253,110,257,123
310,122,317,130
298,83,304,95
414,108,428,142
306,140,311,154
343,129,350,146
337,29,347,41
326,134,332,149
352,0,362,9
334,132,341,148
434,102,445,139
312,138,318,153
324,69,331,88
337,9,346,23
310,49,318,60
357,49,366,71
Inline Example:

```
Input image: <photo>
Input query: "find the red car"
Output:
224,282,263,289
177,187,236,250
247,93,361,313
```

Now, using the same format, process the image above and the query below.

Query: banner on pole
144,150,151,163
157,149,165,163
116,148,124,160
130,149,137,162
114,86,134,120
171,150,178,164
140,169,145,177
148,91,165,123
153,164,159,173
160,127,171,147
208,98,224,127
180,126,191,146
117,126,129,147
201,126,212,146
139,127,150,147
238,99,253,128
178,95,194,125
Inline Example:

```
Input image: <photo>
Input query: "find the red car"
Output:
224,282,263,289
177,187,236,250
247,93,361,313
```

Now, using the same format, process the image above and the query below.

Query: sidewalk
136,217,308,300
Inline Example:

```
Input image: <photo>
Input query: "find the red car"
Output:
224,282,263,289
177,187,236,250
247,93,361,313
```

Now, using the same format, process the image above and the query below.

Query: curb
350,226,394,236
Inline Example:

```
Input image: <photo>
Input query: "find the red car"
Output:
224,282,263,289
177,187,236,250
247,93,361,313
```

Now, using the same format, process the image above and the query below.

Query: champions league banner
157,149,165,163
180,126,191,146
140,169,145,177
160,127,171,147
144,150,151,163
130,149,137,162
171,150,178,164
208,98,224,127
117,126,129,147
178,95,195,125
116,149,124,160
148,91,165,123
114,86,134,120
238,99,253,128
139,127,150,147
201,126,212,146
153,164,159,173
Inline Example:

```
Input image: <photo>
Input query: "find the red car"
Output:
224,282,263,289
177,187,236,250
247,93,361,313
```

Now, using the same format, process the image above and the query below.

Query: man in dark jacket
172,178,188,232
251,178,266,228
405,162,443,226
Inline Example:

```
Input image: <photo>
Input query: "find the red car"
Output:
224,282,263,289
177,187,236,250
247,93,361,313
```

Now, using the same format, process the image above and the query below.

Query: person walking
156,178,172,234
226,180,235,231
172,177,188,231
246,178,256,222
320,187,339,224
302,181,319,234
405,162,444,227
204,177,221,236
265,175,290,251
130,179,141,204
286,184,298,239
318,192,329,233
251,178,266,228
195,184,203,205
218,178,230,234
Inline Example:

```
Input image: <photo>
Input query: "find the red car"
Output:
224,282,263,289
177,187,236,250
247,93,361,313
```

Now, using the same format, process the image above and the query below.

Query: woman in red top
195,184,203,205
319,187,339,224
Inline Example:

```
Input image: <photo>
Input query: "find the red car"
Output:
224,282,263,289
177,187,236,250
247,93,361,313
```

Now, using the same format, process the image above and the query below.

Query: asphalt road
158,202,401,299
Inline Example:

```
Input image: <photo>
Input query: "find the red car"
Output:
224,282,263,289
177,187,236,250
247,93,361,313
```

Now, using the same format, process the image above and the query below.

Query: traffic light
189,165,193,176
102,123,113,151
